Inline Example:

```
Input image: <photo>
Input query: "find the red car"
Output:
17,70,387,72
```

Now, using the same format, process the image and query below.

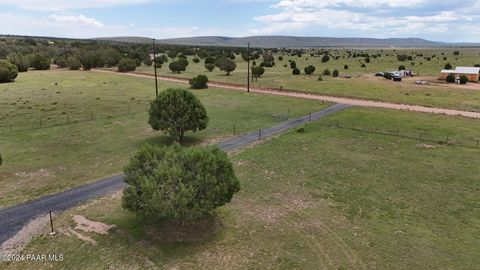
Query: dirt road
93,69,480,119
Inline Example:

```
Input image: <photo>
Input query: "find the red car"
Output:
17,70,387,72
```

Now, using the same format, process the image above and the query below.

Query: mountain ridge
95,35,480,48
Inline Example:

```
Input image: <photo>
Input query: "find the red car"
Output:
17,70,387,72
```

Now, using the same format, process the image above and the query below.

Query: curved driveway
0,103,350,245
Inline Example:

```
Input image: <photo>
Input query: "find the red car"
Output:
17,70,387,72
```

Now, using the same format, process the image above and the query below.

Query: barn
441,67,480,82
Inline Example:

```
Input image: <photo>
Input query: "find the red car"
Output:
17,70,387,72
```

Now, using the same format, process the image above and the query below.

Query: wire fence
0,102,294,135
0,103,152,134
318,120,480,149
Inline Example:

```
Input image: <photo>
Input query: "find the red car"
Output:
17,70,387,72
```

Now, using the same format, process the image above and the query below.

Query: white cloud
274,0,426,10
250,0,478,39
0,0,149,11
49,14,104,28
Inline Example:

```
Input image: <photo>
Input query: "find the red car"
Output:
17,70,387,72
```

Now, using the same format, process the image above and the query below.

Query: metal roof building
441,67,480,82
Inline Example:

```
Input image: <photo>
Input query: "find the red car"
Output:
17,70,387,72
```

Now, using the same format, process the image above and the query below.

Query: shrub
148,88,208,142
361,63,366,68
205,63,215,72
446,73,455,83
304,65,316,75
332,69,339,78
204,56,216,64
397,54,408,61
67,57,82,70
318,75,323,81
189,74,209,89
55,57,68,68
459,75,468,84
290,61,297,69
79,55,95,70
154,56,164,68
169,61,186,73
30,55,50,70
7,53,29,72
344,64,349,70
134,59,142,67
365,57,371,63
143,58,152,66
292,67,300,75
0,60,19,83
321,54,330,63
177,58,189,67
453,51,460,56
323,68,331,76
398,65,406,71
192,57,200,64
252,66,265,78
444,63,452,70
278,56,283,61
216,58,236,75
122,144,240,224
118,58,137,72
296,125,305,133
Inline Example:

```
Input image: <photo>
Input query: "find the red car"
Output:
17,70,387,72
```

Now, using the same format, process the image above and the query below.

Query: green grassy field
0,70,329,207
130,48,480,111
6,107,480,270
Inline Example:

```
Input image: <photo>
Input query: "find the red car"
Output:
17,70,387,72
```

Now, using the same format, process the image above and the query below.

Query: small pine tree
332,69,339,78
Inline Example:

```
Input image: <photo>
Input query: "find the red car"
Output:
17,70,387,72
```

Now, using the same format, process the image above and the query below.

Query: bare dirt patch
61,215,116,245
72,215,116,235
15,169,54,178
416,143,444,149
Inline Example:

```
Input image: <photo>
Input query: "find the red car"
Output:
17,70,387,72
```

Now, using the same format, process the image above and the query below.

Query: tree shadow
137,133,204,148
142,214,223,243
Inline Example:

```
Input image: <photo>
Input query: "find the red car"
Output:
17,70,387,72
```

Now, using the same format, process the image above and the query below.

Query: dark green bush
55,57,68,68
169,61,186,73
205,63,215,72
459,75,468,84
189,74,209,89
304,65,316,75
30,54,50,70
332,69,339,78
118,58,137,72
446,73,455,83
122,144,240,224
0,59,18,83
292,67,300,75
7,53,29,72
67,57,82,70
252,66,265,78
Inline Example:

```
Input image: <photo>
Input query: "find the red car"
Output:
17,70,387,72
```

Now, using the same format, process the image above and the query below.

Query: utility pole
152,39,159,97
247,42,250,93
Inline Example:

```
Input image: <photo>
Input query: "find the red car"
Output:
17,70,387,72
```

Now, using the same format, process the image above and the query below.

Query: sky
0,0,479,42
